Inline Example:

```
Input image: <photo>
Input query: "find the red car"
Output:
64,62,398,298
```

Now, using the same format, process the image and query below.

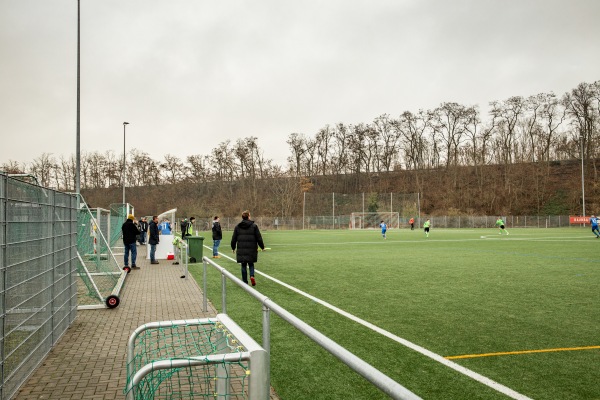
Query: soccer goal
350,212,399,229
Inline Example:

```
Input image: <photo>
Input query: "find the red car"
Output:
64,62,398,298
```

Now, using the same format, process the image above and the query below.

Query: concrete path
14,248,277,399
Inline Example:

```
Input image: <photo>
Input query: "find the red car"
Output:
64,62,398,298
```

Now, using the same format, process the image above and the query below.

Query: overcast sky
1,0,599,168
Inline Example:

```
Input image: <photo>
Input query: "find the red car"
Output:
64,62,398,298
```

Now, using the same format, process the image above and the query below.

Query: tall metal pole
123,122,129,205
76,0,81,198
581,135,585,216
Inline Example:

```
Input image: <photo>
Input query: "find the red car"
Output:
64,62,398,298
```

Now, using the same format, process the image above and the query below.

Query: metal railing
202,257,422,400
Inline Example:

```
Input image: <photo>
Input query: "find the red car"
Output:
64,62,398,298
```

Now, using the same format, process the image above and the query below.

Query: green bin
186,236,205,263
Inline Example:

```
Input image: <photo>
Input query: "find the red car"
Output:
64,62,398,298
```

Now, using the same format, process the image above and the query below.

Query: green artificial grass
189,227,600,399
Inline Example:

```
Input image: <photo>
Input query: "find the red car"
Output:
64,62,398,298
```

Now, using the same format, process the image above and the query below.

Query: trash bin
186,236,204,263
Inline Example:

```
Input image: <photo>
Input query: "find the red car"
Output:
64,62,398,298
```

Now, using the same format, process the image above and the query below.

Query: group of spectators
122,211,266,287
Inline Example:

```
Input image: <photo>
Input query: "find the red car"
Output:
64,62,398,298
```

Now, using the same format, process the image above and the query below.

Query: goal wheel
106,295,120,309
123,266,131,273
189,257,197,263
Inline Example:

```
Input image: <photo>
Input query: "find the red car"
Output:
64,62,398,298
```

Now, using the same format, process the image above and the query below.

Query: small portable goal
125,314,268,400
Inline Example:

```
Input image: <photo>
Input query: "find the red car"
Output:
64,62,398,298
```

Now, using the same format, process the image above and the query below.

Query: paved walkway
15,248,277,399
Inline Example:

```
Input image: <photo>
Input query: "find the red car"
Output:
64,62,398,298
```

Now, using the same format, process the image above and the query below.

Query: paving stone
14,249,278,399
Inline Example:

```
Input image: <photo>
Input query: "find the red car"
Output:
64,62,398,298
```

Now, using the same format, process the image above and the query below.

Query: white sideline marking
211,247,531,399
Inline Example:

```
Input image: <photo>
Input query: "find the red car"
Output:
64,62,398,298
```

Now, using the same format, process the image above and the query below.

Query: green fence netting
76,197,124,308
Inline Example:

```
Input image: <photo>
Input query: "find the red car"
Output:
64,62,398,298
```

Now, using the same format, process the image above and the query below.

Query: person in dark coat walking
231,210,265,286
212,216,222,258
148,215,160,264
122,214,140,269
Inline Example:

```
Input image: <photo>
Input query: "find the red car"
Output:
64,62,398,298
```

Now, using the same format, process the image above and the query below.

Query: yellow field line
446,345,600,360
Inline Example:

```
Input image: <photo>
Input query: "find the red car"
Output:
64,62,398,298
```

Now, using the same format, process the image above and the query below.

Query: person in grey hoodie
231,210,265,286
212,216,223,258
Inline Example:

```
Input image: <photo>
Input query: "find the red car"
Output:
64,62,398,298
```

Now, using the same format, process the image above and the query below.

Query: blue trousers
213,239,221,256
241,263,255,284
124,243,137,266
150,244,157,262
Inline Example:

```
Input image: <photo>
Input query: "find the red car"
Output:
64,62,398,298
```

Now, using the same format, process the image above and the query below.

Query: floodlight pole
580,135,585,216
123,122,129,205
75,0,81,198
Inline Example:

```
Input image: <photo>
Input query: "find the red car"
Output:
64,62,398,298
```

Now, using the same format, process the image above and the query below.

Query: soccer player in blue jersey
590,215,600,238
380,220,387,239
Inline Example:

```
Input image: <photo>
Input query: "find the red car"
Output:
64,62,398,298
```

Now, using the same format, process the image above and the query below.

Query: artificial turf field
189,227,599,399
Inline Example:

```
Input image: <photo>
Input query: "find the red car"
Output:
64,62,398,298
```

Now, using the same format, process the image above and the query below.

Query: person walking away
423,219,431,238
138,217,148,245
590,215,600,238
409,217,415,230
212,216,222,258
496,217,509,235
379,220,387,239
149,215,160,264
122,214,140,269
231,210,265,286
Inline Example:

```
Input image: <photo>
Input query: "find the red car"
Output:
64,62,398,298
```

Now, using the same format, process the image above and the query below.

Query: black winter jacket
212,221,222,240
149,220,160,245
231,219,264,264
122,219,140,245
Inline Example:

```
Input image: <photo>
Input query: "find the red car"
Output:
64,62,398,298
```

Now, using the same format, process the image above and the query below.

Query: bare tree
331,123,350,174
160,154,185,183
489,96,526,164
286,133,308,176
1,160,25,174
315,125,334,175
373,114,401,172
187,154,211,183
431,102,470,168
28,153,56,187
211,140,237,182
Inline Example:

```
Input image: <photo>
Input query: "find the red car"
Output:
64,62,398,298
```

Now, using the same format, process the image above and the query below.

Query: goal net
350,212,399,229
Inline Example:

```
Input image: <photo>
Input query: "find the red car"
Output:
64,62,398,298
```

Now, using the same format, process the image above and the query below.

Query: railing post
221,273,227,314
203,258,207,312
262,303,271,398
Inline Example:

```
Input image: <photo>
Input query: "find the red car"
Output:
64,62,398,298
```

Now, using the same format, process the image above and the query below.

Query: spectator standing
212,216,222,258
182,217,195,240
149,215,160,264
138,217,148,245
231,211,265,286
122,214,140,269
409,217,415,230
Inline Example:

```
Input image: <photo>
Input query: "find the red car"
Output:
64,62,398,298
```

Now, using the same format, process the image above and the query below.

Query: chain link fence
189,215,575,231
0,173,78,399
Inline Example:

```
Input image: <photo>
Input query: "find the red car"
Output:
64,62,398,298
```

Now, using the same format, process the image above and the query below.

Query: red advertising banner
570,216,590,224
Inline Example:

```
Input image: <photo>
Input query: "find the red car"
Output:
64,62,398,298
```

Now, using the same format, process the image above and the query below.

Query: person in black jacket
212,216,222,258
149,215,160,264
231,210,265,286
138,217,148,245
122,214,140,269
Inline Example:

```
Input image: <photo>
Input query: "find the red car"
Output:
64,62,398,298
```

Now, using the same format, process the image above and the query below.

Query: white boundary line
215,249,532,400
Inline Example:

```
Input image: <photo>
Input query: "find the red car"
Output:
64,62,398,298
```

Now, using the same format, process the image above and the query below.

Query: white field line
212,247,532,400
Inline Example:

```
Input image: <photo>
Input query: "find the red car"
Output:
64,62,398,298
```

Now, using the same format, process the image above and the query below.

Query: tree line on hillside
2,80,599,193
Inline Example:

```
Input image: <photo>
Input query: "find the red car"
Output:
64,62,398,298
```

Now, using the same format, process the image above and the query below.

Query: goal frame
350,212,400,230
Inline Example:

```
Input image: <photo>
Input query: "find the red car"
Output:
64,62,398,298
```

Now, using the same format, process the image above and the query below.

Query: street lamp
123,122,129,205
